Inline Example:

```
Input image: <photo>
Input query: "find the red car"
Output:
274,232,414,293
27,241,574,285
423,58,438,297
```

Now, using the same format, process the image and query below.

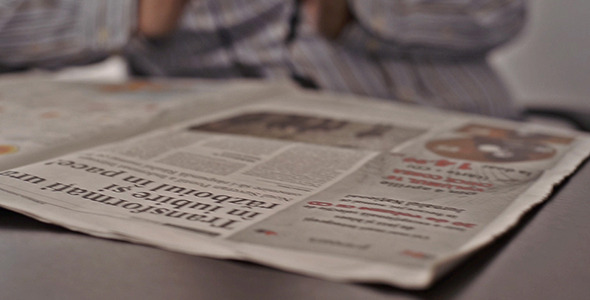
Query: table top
3,2,590,298
1,157,588,300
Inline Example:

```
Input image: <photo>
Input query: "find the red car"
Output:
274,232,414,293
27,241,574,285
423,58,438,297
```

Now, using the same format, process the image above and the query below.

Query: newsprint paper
0,78,589,289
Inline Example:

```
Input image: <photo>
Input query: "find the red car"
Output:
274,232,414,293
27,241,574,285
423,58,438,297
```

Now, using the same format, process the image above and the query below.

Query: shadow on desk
524,105,590,132
0,208,68,232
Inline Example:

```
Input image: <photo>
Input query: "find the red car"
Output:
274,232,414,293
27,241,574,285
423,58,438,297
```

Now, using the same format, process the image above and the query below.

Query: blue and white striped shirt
0,0,526,118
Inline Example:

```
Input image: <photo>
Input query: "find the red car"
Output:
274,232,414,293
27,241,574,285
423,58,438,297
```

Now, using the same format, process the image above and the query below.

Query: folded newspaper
1,78,589,289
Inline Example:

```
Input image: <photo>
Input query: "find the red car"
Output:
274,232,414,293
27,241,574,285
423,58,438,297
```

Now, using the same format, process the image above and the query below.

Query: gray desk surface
1,158,589,300
3,2,590,297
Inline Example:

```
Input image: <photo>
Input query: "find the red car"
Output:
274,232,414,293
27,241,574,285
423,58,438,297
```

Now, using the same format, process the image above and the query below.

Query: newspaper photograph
0,81,588,289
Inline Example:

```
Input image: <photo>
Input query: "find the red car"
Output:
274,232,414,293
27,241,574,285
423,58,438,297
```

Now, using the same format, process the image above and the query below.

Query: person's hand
301,0,353,39
138,0,190,38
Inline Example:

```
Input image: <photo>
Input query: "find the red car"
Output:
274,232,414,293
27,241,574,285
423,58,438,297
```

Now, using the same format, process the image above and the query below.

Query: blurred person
0,0,526,117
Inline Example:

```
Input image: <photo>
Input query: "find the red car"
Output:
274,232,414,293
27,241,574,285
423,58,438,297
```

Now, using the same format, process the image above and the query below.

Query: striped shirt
0,0,526,118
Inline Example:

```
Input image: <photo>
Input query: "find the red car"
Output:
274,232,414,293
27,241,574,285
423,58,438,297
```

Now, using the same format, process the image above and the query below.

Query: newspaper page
0,78,272,170
0,85,588,289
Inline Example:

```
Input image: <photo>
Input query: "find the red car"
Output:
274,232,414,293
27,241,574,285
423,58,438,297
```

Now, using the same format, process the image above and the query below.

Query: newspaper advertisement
0,83,589,289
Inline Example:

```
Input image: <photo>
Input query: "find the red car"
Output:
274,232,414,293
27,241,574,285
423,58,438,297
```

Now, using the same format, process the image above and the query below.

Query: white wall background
491,0,590,108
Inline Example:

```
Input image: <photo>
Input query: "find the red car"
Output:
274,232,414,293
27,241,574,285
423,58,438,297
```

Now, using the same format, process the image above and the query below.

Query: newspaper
0,78,273,170
0,78,589,289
